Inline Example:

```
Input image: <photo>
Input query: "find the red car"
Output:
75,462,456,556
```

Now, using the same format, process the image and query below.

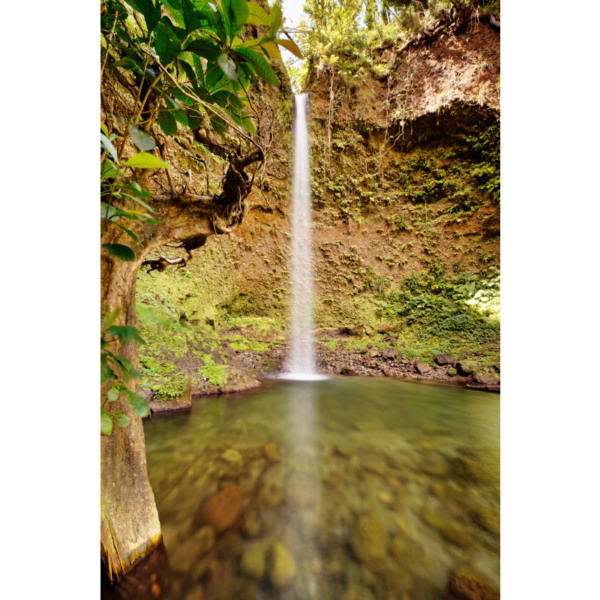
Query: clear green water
135,377,499,599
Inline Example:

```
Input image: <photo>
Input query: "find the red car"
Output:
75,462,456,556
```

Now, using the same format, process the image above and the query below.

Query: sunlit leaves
127,0,162,35
113,412,131,427
221,0,249,41
126,390,149,417
234,47,280,86
107,387,120,402
124,152,171,169
183,38,222,62
101,133,119,163
246,2,270,26
101,409,114,436
103,243,136,262
275,38,303,59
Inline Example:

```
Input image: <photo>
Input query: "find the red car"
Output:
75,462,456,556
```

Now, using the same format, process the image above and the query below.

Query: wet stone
169,525,215,572
240,542,267,579
444,571,500,600
422,511,473,548
349,514,388,571
221,449,242,463
270,543,297,589
198,486,244,534
259,442,281,463
451,457,488,482
471,506,500,536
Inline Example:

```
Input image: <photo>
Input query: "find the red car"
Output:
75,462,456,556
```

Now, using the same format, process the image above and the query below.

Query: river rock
199,486,244,533
435,353,456,366
242,507,262,538
241,543,267,579
259,442,281,462
349,514,388,571
221,449,242,463
457,362,475,376
451,457,488,482
421,459,450,477
369,349,379,358
415,361,430,374
170,525,215,572
422,511,473,548
443,572,500,600
270,543,297,589
475,374,499,385
259,480,283,508
341,584,376,600
471,506,500,536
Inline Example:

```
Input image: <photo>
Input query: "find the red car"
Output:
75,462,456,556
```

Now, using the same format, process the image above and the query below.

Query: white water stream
286,94,325,381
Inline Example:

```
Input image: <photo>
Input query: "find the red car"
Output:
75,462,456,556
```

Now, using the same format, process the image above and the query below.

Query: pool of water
108,376,500,600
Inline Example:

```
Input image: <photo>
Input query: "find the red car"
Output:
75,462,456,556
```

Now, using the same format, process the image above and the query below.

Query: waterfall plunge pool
108,377,500,599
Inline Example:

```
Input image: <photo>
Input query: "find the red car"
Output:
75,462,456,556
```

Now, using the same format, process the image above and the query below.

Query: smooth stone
270,543,297,589
260,442,281,462
422,511,473,548
243,510,262,538
221,449,242,463
259,480,283,508
451,457,488,482
421,460,450,477
241,543,267,580
415,361,430,374
169,526,215,572
475,374,499,385
435,353,456,366
471,506,500,536
349,514,388,571
199,486,244,534
457,362,475,376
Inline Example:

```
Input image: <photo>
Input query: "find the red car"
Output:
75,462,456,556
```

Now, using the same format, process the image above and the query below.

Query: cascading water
286,94,325,380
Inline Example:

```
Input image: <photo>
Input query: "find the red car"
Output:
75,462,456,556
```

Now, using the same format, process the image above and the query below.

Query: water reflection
104,377,500,600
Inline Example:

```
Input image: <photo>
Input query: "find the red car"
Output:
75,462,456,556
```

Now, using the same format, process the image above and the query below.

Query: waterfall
285,94,324,380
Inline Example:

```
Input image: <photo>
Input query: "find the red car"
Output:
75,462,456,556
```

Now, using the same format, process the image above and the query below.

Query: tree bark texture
100,191,245,580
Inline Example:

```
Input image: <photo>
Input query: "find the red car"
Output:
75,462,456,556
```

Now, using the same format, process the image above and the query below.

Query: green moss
155,373,188,401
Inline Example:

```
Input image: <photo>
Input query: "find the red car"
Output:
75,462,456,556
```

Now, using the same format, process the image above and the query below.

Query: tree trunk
100,194,223,581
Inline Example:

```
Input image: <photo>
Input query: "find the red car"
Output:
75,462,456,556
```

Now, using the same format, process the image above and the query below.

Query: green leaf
234,47,280,86
101,358,117,385
101,122,109,136
126,391,149,418
101,159,119,180
154,21,182,65
109,326,146,345
128,124,156,151
101,202,117,220
101,410,114,436
116,224,140,244
276,38,303,59
124,153,171,169
246,2,270,26
107,387,119,402
107,353,141,381
127,0,161,34
103,243,136,262
101,133,119,164
222,0,249,39
157,110,178,136
103,307,121,328
164,96,190,126
184,38,222,62
269,3,282,34
113,412,131,428
218,53,238,80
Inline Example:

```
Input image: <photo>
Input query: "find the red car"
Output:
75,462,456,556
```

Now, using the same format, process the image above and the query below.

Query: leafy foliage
100,0,300,435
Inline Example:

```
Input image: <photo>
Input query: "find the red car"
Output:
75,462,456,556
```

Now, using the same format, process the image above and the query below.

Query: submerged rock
471,506,500,536
270,543,297,589
422,511,473,548
221,449,242,463
169,525,215,572
349,514,388,571
260,442,281,462
451,457,488,482
241,543,267,579
443,572,500,600
199,486,244,533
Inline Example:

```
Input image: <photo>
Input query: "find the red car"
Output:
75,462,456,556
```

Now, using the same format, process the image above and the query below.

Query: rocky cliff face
136,20,500,391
